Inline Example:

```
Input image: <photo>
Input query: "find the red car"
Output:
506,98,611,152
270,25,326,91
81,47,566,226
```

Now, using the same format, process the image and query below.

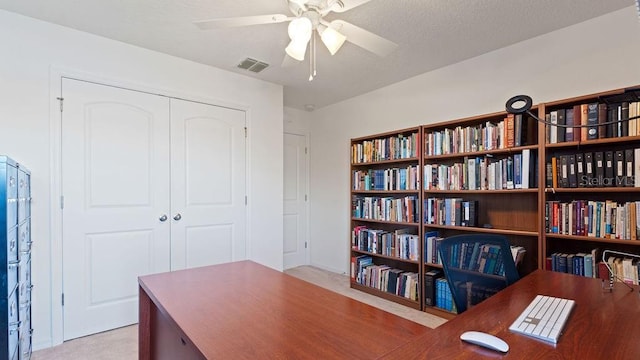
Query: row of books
425,230,526,267
424,231,444,265
350,255,419,300
605,255,640,285
434,277,457,312
442,242,508,276
424,114,536,156
351,133,419,164
352,165,419,191
424,149,537,190
424,198,478,227
548,251,599,278
545,200,640,240
547,249,640,286
351,226,419,261
547,101,640,144
547,149,640,188
352,195,419,223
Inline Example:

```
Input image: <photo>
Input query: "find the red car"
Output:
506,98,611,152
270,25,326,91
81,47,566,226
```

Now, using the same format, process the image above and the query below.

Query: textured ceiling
0,0,633,110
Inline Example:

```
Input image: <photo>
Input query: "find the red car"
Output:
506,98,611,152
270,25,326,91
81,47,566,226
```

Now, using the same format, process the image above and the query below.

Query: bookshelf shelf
351,249,421,264
423,224,538,237
423,305,457,320
425,189,538,194
545,233,640,246
544,135,640,149
544,187,640,193
351,157,420,166
352,190,420,195
424,144,538,161
350,282,421,310
352,218,420,226
424,262,443,268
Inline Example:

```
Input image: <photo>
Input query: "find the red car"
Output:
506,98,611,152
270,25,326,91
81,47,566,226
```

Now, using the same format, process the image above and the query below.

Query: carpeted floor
32,265,447,359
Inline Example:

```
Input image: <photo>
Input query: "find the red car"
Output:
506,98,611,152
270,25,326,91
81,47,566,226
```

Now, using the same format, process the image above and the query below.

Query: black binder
575,153,585,187
604,151,614,187
560,155,569,188
625,148,634,187
568,154,577,188
594,152,604,187
614,150,625,187
584,152,595,187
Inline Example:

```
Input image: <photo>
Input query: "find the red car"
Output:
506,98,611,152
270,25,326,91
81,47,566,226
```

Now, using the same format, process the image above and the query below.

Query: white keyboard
509,295,575,344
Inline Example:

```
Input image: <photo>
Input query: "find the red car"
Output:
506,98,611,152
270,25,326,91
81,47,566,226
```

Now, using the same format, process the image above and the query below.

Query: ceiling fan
194,0,398,80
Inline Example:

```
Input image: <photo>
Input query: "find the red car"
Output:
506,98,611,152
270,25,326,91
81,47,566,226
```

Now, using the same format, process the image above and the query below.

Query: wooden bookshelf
540,85,640,281
349,85,640,318
350,127,423,309
421,109,540,316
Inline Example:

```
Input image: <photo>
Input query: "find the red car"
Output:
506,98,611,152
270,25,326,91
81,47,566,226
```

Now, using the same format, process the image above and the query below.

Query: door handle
159,214,168,222
173,213,182,221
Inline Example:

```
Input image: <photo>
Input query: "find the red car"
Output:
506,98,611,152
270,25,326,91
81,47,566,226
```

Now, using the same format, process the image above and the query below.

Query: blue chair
438,234,520,313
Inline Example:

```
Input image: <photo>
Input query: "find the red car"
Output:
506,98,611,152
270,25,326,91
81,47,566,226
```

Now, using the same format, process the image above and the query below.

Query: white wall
284,106,312,134
0,10,284,350
309,7,640,274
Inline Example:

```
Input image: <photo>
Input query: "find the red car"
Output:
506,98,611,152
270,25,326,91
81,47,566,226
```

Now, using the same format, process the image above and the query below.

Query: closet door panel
170,98,247,270
61,78,171,340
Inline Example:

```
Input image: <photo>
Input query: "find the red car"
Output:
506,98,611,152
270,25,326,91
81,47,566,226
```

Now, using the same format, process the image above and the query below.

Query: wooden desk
139,263,640,359
380,270,640,359
138,260,431,359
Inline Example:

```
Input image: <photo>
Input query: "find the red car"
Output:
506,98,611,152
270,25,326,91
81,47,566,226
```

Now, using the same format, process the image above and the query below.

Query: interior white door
283,133,308,269
169,98,247,270
61,78,171,340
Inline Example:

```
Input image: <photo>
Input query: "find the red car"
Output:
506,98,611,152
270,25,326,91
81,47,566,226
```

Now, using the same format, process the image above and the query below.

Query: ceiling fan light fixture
288,17,312,41
285,39,308,61
319,26,347,55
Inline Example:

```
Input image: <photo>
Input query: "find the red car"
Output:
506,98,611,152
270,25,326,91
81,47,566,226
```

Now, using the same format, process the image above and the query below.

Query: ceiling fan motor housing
288,0,344,18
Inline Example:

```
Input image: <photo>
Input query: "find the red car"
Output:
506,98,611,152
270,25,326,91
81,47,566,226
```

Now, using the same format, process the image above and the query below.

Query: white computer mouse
460,331,509,353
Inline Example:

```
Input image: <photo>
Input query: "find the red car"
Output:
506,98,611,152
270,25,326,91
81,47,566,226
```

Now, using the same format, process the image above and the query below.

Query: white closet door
283,133,308,269
61,79,171,340
169,99,247,270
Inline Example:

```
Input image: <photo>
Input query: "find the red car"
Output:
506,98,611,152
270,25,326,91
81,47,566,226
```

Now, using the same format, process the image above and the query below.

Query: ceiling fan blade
331,0,372,13
194,14,290,30
329,20,397,57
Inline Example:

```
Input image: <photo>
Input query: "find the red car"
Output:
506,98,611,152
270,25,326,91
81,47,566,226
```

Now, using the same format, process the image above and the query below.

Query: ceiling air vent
237,58,269,73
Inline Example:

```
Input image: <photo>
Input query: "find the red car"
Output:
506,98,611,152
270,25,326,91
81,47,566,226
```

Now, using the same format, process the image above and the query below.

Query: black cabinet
0,157,31,360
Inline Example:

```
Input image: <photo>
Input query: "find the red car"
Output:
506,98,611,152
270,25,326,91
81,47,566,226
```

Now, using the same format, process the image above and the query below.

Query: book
587,103,599,139
424,269,442,306
572,105,582,142
598,103,608,139
549,111,558,144
557,109,566,143
514,153,522,189
565,107,574,142
636,148,640,188
581,104,589,140
621,102,630,137
522,149,530,189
